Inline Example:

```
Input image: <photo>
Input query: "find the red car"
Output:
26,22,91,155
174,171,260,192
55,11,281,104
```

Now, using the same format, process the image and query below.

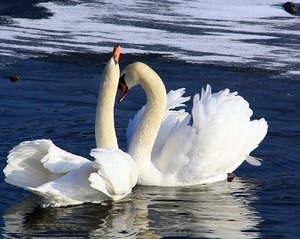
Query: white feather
3,47,138,206
4,140,87,189
4,141,138,207
122,61,268,186
89,148,137,200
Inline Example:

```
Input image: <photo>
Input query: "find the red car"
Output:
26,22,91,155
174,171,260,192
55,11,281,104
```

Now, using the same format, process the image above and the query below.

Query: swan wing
153,113,195,175
177,85,268,183
4,139,89,189
127,106,145,149
89,148,137,200
27,162,110,207
165,88,190,110
128,88,194,175
152,88,191,155
40,141,90,174
127,88,190,149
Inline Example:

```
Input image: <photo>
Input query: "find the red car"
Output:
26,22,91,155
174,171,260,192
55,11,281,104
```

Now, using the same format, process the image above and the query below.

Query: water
0,0,299,238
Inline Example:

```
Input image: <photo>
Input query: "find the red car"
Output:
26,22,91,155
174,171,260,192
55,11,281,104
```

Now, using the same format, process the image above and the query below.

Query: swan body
5,140,136,207
3,46,138,207
118,62,268,186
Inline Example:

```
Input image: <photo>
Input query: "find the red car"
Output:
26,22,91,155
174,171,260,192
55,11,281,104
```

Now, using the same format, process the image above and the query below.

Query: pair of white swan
3,46,268,206
4,45,138,207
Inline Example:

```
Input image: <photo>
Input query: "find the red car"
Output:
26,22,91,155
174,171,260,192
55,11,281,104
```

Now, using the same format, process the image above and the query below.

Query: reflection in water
2,177,261,238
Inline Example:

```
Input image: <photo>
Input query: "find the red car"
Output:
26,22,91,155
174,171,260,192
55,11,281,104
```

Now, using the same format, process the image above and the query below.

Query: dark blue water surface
1,1,300,238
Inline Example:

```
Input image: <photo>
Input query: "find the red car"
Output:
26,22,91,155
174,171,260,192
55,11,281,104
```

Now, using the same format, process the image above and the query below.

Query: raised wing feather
127,88,190,149
153,114,195,174
128,88,194,176
41,142,89,173
178,85,268,183
4,139,89,189
127,85,267,186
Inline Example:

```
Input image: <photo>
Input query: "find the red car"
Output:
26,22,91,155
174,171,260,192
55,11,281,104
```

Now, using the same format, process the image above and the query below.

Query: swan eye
118,74,128,103
118,74,126,87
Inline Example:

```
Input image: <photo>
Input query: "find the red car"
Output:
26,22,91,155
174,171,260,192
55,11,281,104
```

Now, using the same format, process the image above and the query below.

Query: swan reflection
2,177,261,238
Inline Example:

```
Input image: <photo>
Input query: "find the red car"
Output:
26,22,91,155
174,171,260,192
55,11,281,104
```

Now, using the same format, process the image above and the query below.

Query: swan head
112,44,121,64
118,62,149,102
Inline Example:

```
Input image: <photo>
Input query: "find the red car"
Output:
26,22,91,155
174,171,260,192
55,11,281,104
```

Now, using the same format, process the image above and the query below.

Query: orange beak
113,44,121,63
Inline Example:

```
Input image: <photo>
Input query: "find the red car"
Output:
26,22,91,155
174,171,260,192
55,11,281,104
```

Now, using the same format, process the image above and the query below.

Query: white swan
118,62,268,186
3,45,138,207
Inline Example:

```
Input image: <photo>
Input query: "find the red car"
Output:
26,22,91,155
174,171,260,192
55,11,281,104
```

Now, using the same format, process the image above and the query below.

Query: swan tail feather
246,156,263,166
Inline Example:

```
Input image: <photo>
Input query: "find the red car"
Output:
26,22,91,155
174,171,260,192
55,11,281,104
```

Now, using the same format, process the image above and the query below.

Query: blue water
1,1,300,238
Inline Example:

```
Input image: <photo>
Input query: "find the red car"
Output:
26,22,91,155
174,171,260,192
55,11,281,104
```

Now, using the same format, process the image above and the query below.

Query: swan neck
95,60,119,149
128,67,167,167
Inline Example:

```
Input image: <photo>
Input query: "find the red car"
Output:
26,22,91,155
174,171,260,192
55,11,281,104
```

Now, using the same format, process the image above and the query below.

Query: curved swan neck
95,58,119,149
128,63,167,164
